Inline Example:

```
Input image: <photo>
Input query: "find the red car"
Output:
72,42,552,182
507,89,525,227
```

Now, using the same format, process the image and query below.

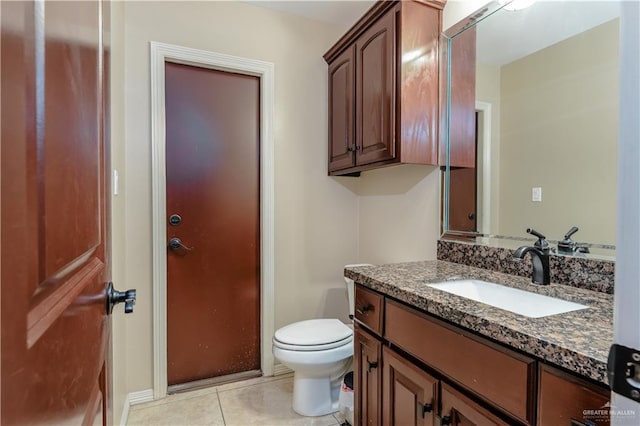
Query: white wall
357,165,441,264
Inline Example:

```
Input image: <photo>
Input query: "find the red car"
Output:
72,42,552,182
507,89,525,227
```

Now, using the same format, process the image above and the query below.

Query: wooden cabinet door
538,365,610,426
443,26,476,168
383,347,437,426
328,46,355,172
441,384,510,426
355,7,396,166
355,324,382,426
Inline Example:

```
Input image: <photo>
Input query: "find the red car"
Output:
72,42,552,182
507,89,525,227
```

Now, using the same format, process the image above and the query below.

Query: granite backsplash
437,239,615,294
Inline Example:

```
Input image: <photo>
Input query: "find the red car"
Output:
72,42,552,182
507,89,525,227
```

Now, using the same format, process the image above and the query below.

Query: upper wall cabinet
324,0,446,176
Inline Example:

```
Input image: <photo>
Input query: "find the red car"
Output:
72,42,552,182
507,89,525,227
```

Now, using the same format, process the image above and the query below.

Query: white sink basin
427,280,588,318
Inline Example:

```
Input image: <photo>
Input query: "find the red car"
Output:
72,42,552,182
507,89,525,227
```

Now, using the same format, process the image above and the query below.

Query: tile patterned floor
127,374,347,426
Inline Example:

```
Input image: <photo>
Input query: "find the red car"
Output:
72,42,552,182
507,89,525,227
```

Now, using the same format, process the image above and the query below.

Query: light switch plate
532,187,542,202
113,169,119,196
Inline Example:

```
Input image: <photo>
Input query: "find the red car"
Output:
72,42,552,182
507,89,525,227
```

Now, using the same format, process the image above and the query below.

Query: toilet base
291,369,347,417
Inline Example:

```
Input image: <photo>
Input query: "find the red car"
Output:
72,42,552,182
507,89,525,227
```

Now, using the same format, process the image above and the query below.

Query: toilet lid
274,319,353,351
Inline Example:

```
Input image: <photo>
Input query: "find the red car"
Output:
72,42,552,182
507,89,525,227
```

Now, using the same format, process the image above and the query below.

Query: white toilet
272,264,371,417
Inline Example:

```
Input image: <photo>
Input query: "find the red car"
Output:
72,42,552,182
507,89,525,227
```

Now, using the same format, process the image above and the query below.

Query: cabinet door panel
328,46,355,172
441,384,510,426
399,1,440,164
383,346,437,426
355,324,382,426
356,8,396,166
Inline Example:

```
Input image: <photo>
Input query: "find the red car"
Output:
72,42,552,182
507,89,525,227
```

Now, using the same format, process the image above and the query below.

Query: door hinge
607,343,640,400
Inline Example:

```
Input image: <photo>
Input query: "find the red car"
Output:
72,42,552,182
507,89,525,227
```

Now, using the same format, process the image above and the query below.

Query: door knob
168,237,193,251
106,282,136,315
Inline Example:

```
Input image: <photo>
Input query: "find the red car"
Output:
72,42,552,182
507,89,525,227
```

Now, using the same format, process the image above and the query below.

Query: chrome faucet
513,228,551,285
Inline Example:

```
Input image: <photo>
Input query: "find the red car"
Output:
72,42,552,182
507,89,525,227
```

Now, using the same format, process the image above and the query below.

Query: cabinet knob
441,415,451,426
367,360,378,372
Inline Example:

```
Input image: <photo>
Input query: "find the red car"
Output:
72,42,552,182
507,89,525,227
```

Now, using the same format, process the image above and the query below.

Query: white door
612,2,640,424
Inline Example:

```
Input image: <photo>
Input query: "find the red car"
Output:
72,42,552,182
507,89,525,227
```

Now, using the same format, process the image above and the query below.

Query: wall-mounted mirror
441,0,620,259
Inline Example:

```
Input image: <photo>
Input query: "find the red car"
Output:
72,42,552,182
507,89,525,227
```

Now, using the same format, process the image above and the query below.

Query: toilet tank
343,264,372,319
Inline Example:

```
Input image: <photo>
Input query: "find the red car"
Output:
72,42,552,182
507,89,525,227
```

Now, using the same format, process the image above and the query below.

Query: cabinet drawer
385,300,535,425
538,365,609,426
354,285,383,335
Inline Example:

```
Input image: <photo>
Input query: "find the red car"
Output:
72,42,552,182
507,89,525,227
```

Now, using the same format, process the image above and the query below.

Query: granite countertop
345,260,613,384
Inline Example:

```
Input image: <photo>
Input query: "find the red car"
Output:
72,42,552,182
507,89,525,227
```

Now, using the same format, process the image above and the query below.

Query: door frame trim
475,101,492,234
149,41,275,399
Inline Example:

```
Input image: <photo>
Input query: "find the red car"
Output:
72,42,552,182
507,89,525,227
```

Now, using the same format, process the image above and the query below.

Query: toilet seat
273,319,353,352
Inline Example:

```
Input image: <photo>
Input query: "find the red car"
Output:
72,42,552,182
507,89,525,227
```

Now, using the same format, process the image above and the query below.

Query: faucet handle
526,228,546,240
526,228,550,250
564,226,579,240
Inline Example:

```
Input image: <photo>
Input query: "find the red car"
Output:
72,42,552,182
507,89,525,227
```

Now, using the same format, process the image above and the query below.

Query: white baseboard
273,363,293,376
129,389,154,405
119,389,154,425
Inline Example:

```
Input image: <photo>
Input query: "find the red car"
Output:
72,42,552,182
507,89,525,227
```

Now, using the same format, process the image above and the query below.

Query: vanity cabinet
354,324,382,426
353,285,383,425
352,284,610,426
324,0,445,176
385,299,536,424
538,365,610,426
383,346,437,426
440,383,510,426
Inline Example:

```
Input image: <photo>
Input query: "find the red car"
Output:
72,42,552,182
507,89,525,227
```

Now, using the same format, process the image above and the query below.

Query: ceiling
243,0,375,30
243,1,621,67
475,1,622,66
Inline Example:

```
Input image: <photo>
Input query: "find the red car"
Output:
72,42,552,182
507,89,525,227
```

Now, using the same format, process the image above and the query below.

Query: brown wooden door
441,384,509,426
1,1,112,424
355,7,396,166
448,167,477,232
383,347,437,426
165,62,261,387
354,324,382,426
328,46,355,172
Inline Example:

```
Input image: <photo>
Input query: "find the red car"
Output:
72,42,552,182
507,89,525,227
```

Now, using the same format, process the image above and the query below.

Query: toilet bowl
272,264,372,417
273,319,353,416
